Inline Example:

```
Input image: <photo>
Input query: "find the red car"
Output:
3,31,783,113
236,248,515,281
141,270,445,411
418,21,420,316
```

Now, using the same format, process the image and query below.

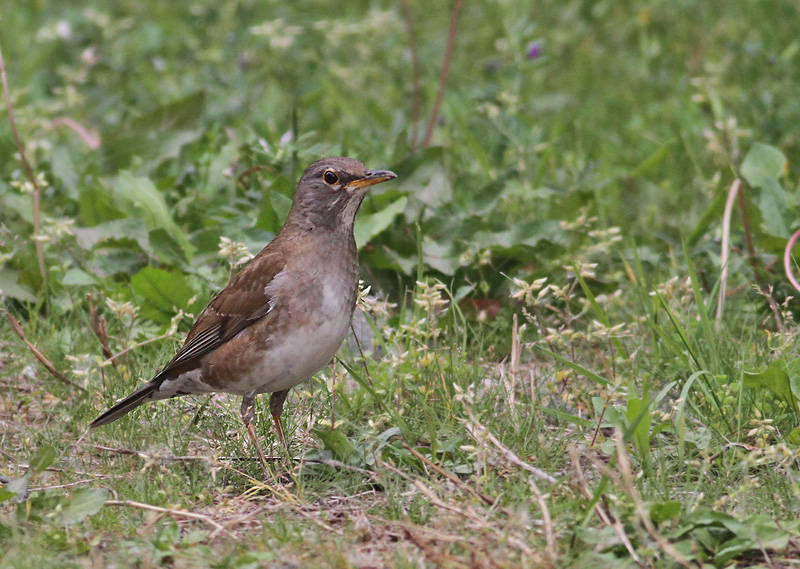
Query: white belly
227,278,353,395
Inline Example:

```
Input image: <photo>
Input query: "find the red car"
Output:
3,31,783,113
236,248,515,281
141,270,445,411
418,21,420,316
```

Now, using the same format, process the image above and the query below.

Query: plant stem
0,43,46,282
422,0,462,148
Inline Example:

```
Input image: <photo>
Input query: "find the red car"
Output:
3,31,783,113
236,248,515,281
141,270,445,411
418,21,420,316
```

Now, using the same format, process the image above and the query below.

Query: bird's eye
323,169,340,185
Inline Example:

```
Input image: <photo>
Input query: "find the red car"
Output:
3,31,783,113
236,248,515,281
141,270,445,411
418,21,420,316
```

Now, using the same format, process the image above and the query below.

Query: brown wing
153,247,286,380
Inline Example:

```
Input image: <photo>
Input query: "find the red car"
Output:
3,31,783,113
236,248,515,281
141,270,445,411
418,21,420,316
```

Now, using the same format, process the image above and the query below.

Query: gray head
285,156,397,233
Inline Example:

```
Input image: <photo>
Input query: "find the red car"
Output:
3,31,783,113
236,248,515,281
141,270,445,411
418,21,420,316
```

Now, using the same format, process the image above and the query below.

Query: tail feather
90,381,161,428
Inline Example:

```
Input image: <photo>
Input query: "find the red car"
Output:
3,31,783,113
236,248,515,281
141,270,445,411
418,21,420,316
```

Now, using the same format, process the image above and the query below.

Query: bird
91,156,397,467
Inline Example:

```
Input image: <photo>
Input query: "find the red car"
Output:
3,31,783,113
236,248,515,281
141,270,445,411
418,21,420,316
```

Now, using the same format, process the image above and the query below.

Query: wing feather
153,247,286,379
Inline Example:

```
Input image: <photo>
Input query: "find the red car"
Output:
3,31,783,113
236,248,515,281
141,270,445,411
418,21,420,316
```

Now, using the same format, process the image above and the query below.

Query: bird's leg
269,389,290,451
240,394,268,474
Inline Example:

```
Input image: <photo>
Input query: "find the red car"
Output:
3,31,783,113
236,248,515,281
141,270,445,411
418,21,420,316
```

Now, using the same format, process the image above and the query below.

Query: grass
3,0,800,567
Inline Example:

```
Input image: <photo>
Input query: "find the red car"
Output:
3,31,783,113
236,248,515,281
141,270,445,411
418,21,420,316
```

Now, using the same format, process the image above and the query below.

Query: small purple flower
526,40,542,60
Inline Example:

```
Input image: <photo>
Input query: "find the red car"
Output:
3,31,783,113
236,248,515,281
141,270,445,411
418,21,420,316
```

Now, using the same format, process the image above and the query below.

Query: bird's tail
90,381,161,428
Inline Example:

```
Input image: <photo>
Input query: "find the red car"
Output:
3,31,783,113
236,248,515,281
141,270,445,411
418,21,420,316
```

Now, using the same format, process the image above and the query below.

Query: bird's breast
199,265,358,395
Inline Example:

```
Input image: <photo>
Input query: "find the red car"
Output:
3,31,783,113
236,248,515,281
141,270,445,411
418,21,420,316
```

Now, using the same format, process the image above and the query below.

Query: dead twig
7,312,86,392
29,478,119,493
570,444,640,563
99,330,175,367
464,413,556,483
380,460,485,524
611,434,694,569
348,320,373,385
529,477,555,558
613,434,692,569
89,444,211,463
401,442,495,507
105,499,236,538
87,294,116,366
705,441,757,464
402,527,483,569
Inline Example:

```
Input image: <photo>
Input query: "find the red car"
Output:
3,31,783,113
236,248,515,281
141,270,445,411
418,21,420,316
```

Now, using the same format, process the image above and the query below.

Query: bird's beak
346,169,397,191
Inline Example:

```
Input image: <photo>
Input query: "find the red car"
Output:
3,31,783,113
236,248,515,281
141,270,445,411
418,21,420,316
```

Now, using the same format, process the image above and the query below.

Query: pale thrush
91,157,397,465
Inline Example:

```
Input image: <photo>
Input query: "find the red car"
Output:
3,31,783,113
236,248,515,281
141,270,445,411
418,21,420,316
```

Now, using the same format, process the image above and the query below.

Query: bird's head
286,156,397,233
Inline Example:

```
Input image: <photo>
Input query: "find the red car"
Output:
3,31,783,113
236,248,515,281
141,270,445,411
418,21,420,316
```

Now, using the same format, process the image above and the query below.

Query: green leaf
741,142,786,188
131,266,198,324
744,515,791,550
743,364,795,406
355,196,407,249
78,183,125,226
5,473,32,497
0,488,16,504
0,268,36,302
51,145,79,198
757,177,790,238
104,92,206,170
650,500,681,525
58,488,109,525
256,177,293,233
629,140,674,177
113,172,195,259
29,446,57,473
62,268,100,286
539,406,594,427
72,218,151,252
536,346,611,386
314,429,360,463
626,393,652,466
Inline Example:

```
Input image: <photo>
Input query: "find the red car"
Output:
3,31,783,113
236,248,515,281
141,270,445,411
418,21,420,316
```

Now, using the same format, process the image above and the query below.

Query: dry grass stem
614,433,693,569
7,312,85,391
87,294,116,365
464,414,556,483
105,499,236,538
717,178,741,330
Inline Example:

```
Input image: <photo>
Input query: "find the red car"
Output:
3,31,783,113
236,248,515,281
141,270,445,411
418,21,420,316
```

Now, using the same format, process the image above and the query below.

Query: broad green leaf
256,177,293,233
0,268,36,302
202,140,237,203
355,196,407,249
741,142,786,188
743,364,795,405
5,473,31,497
148,228,191,266
314,429,360,463
62,268,99,286
650,500,681,525
131,266,198,324
51,145,79,198
78,183,125,226
113,172,195,259
626,394,652,462
58,488,109,525
0,488,16,503
757,177,790,237
29,446,57,473
72,218,151,252
104,92,206,170
743,515,790,550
